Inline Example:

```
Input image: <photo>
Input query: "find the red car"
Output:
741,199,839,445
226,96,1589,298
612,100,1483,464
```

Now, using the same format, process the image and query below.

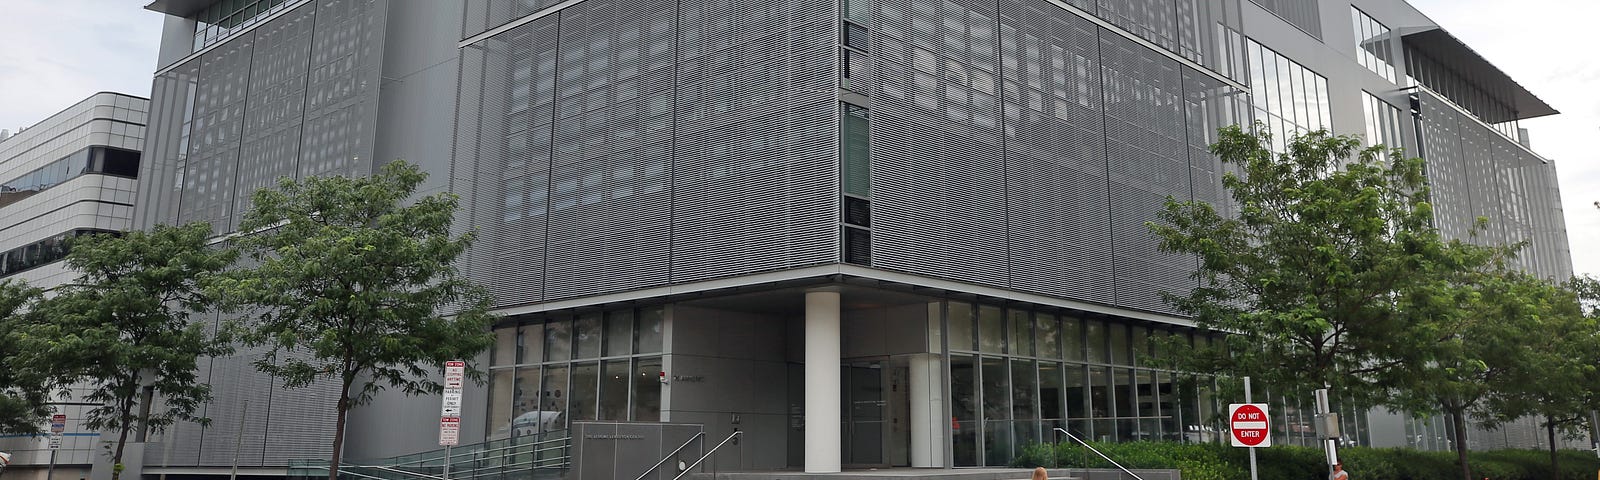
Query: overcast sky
1,1,1595,276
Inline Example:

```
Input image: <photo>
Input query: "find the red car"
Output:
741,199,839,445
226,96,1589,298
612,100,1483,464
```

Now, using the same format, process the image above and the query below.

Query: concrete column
909,353,945,467
804,291,841,473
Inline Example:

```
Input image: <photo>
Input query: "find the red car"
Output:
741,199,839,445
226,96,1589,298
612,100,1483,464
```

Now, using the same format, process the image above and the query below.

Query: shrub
1010,441,1600,480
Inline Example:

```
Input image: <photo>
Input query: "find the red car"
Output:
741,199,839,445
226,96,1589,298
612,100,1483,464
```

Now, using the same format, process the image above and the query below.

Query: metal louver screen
999,0,1113,302
1100,31,1192,314
868,0,1010,287
456,0,837,307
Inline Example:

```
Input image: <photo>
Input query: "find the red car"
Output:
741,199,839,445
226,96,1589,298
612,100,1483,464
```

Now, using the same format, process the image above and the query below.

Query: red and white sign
439,417,460,446
441,360,465,417
1229,403,1271,447
50,414,66,433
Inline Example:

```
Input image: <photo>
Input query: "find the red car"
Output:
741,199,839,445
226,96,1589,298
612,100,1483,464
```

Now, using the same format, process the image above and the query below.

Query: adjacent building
0,92,148,480
130,0,1575,476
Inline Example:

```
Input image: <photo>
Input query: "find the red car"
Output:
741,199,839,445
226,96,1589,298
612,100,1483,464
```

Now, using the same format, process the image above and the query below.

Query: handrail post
1053,428,1145,480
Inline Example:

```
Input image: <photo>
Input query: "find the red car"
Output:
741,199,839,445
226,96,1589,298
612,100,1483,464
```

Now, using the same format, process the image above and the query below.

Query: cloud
0,0,162,131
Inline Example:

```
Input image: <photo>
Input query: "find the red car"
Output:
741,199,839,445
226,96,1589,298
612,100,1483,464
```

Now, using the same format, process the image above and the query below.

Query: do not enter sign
1229,403,1271,447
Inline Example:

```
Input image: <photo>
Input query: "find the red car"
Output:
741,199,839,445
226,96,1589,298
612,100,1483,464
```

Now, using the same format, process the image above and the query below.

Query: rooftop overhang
144,0,221,18
1402,28,1559,122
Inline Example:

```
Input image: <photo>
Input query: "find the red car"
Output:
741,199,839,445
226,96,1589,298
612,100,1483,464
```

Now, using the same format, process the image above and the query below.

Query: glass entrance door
842,361,884,466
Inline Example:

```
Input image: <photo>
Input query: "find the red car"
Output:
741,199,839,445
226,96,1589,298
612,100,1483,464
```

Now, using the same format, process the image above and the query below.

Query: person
1329,460,1348,480
1031,467,1048,480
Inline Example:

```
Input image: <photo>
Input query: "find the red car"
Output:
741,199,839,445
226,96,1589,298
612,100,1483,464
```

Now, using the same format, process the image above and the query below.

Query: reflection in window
1362,91,1404,148
598,360,629,420
951,354,977,466
0,146,141,210
632,357,662,421
0,229,120,279
1246,39,1331,152
1351,8,1397,83
978,305,1004,353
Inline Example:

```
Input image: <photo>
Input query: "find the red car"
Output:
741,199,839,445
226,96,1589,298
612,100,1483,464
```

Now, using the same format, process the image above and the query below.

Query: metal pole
46,450,57,480
230,400,249,480
443,445,452,480
1244,377,1258,480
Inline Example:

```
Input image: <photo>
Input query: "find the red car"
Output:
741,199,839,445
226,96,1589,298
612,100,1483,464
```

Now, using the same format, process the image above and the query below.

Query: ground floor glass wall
485,306,665,439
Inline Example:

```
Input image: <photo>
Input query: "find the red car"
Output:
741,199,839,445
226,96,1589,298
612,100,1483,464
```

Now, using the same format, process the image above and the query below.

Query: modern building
0,92,148,480
130,0,1575,476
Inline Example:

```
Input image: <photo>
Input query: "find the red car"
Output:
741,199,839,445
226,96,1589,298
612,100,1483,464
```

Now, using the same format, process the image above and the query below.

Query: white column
805,291,842,473
909,353,945,467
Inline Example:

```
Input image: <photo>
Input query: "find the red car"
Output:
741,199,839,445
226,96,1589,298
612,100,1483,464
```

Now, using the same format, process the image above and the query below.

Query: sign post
440,361,465,480
1233,377,1266,480
45,413,66,480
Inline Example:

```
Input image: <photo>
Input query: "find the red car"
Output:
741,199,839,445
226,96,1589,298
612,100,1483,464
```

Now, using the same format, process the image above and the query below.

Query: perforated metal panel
869,0,1009,287
1100,31,1190,314
669,0,836,283
176,35,253,232
233,4,315,229
543,0,676,298
1247,0,1321,40
1417,92,1472,241
134,61,201,230
1182,68,1248,230
454,0,836,307
998,0,1112,301
297,0,387,180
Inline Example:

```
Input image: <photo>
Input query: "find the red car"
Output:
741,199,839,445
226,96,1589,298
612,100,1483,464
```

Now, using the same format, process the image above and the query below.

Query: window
1351,8,1397,83
0,146,141,210
0,229,120,279
1245,39,1331,151
1362,91,1404,148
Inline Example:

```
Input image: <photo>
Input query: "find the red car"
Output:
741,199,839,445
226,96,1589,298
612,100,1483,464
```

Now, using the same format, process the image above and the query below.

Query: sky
0,0,1595,276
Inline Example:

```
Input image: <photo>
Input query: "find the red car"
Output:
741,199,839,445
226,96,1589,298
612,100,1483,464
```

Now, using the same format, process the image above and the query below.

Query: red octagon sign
1229,403,1271,447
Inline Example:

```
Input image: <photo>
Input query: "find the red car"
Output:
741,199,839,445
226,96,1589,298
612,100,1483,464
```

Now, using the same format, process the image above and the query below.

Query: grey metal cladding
192,353,274,466
233,4,316,230
669,0,837,284
997,0,1113,301
869,0,1009,287
296,0,387,180
176,35,254,232
455,16,560,307
1246,0,1321,39
1082,0,1246,83
544,0,675,298
134,62,201,230
1100,31,1192,314
462,0,568,40
1418,92,1473,242
1095,0,1177,53
1182,67,1247,228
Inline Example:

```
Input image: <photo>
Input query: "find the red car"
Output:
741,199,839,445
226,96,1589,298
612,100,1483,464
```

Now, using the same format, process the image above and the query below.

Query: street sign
438,417,460,446
50,414,65,433
1229,403,1271,447
48,433,62,449
441,361,465,417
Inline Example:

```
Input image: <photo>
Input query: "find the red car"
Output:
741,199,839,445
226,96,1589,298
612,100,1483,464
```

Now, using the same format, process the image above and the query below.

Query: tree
32,223,236,480
222,160,496,480
1146,125,1461,411
1389,257,1555,480
0,279,51,435
1485,274,1600,477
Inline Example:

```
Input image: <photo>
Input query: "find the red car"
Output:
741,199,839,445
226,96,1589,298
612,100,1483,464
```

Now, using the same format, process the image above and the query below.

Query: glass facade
0,146,141,209
943,300,1225,466
485,306,664,439
192,0,299,50
1246,39,1330,151
1351,7,1397,84
1361,91,1404,148
0,229,120,279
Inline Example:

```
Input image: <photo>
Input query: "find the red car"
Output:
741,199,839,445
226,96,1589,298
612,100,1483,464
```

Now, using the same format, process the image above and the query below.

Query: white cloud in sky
0,1,163,133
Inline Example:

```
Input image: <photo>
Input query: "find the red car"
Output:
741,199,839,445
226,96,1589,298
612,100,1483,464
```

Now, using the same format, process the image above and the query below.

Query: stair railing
671,431,742,480
1053,427,1145,480
635,431,706,480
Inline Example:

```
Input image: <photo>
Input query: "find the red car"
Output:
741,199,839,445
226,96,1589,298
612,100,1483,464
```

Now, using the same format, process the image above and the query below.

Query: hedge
1011,441,1600,480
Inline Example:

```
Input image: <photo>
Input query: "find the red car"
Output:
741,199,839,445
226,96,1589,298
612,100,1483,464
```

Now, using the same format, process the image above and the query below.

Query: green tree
1389,258,1557,480
1146,125,1459,410
222,160,496,480
1484,274,1600,477
32,223,237,480
0,279,51,435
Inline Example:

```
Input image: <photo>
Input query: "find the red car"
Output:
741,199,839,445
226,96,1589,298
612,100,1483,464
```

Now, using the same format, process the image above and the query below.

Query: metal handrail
671,431,741,480
1053,428,1145,480
635,431,706,480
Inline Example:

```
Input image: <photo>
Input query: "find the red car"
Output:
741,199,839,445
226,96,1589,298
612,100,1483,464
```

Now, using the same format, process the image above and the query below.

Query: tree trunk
329,377,354,480
111,394,135,480
1451,409,1471,480
1547,421,1559,479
